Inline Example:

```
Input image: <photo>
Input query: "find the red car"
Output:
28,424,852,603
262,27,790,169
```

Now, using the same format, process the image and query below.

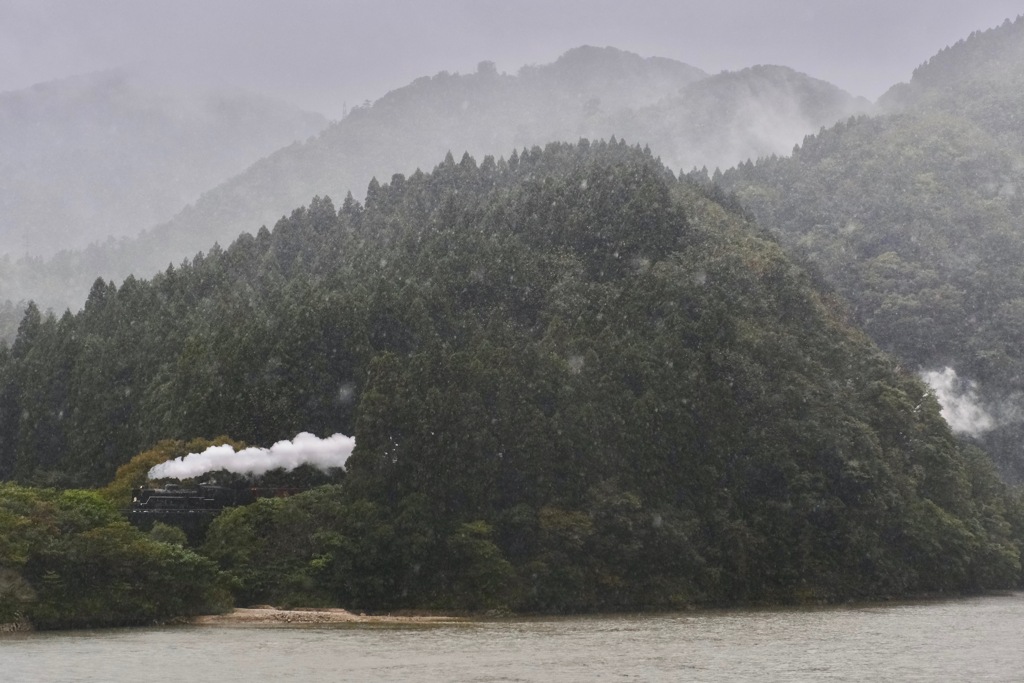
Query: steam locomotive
129,482,302,517
126,475,325,544
126,481,305,541
130,483,248,513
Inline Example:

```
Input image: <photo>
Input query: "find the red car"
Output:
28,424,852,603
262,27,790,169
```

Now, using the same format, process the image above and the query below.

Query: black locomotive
128,481,301,516
130,482,247,513
126,481,300,542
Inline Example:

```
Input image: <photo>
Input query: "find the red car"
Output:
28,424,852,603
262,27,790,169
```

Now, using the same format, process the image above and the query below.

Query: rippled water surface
3,593,1022,682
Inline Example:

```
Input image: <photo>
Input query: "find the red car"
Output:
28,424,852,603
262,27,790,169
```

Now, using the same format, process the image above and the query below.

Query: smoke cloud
147,432,355,480
920,367,995,437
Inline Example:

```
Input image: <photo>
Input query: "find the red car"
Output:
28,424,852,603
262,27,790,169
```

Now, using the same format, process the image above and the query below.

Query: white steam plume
920,367,995,437
147,432,355,480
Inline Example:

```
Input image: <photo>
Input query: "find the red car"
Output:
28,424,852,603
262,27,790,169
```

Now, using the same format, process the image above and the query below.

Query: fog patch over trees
921,367,996,437
0,47,867,318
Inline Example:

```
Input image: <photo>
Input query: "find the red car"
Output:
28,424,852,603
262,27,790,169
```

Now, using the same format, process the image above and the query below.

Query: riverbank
6,595,1024,682
0,618,30,633
192,606,465,626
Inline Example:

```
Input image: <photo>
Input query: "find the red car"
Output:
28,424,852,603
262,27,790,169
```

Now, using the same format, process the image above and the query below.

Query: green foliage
202,487,406,609
1,141,1021,616
715,18,1024,482
0,483,230,629
149,521,188,546
441,521,516,611
99,436,246,507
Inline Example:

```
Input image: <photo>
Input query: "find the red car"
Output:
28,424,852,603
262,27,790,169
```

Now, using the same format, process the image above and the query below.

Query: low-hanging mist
920,367,996,437
147,432,355,480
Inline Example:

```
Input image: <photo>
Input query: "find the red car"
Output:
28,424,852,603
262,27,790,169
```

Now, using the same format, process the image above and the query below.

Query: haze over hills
715,15,1024,481
0,70,327,257
4,17,1024,489
882,16,1024,101
0,46,867,316
631,64,870,173
4,11,1024,624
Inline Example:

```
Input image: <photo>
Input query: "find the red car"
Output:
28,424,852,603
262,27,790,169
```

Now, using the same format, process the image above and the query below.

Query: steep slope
1,47,866,314
1,142,1020,609
882,14,1024,103
0,70,327,257
715,15,1024,481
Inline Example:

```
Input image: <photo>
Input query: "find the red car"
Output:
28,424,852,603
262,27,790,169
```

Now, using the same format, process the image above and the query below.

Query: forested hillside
714,15,1024,481
0,70,327,257
1,142,1019,615
0,47,866,317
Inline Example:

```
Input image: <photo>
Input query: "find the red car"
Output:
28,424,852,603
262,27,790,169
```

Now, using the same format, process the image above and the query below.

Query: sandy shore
192,606,464,626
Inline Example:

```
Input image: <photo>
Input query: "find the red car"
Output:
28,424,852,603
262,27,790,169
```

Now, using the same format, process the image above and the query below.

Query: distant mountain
715,15,1024,481
878,14,1024,154
518,45,708,111
631,65,871,172
0,70,327,257
0,47,866,315
882,14,1024,105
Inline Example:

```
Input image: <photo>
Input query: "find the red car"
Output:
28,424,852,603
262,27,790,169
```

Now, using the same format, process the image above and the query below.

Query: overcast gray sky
2,0,1021,118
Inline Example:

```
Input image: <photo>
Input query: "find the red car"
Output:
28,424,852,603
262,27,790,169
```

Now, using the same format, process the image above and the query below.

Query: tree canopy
2,141,1020,615
715,16,1024,482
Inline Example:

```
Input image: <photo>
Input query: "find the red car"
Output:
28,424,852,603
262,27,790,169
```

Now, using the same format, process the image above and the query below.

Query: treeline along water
2,594,1022,682
5,143,1021,622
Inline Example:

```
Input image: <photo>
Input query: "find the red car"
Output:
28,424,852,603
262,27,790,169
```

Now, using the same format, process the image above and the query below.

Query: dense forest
715,16,1024,482
1,142,1021,627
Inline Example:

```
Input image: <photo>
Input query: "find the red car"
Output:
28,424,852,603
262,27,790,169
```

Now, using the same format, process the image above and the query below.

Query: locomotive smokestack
147,432,355,480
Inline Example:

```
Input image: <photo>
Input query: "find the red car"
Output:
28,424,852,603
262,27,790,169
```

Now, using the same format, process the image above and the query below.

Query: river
2,593,1022,682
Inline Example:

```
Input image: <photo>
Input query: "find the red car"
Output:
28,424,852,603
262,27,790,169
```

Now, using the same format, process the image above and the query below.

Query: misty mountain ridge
0,46,867,316
882,13,1024,107
714,14,1024,481
0,69,327,257
517,45,708,111
878,15,1024,153
631,64,871,173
